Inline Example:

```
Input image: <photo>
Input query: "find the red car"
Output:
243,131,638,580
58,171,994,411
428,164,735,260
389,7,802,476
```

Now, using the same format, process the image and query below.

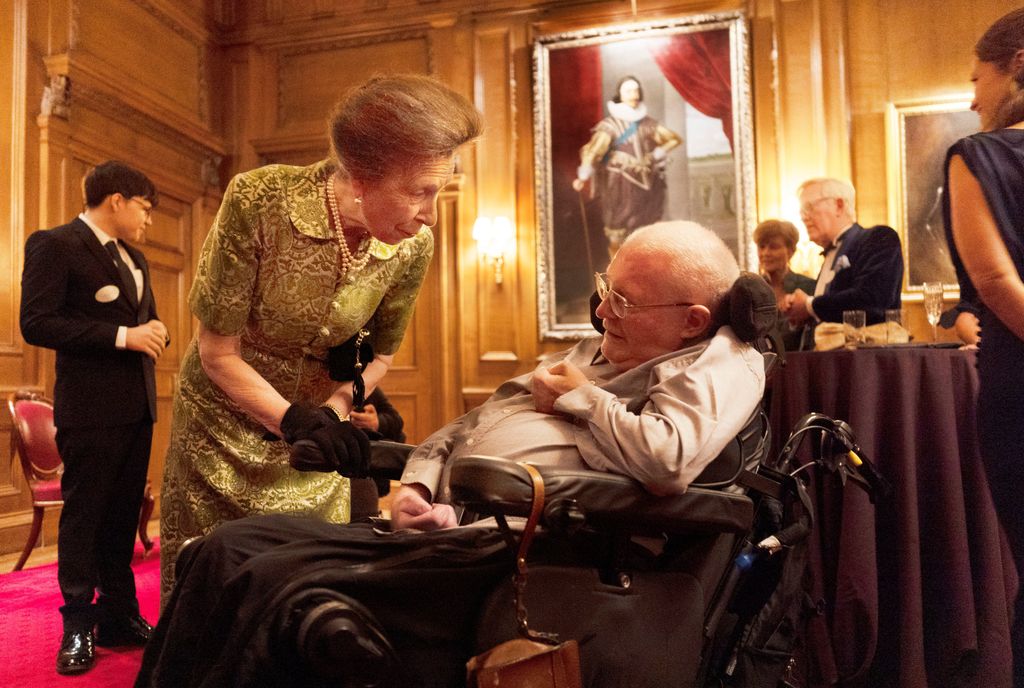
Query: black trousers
136,515,513,688
55,420,152,631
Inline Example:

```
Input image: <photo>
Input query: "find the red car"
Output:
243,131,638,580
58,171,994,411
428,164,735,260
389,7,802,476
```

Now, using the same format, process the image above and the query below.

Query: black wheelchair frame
331,409,889,688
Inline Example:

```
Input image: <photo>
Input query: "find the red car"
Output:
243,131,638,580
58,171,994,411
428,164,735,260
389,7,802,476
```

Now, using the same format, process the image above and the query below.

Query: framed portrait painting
533,11,756,339
886,97,979,293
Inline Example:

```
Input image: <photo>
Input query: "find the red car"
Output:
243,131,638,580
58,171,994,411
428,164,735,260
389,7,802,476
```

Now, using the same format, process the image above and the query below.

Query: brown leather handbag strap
516,462,545,573
514,462,558,644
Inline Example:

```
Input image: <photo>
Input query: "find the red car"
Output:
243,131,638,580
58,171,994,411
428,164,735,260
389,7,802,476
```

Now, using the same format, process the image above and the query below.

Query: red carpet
0,539,160,687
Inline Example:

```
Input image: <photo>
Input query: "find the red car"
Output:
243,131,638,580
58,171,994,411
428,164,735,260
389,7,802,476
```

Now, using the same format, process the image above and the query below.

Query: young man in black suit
20,160,168,675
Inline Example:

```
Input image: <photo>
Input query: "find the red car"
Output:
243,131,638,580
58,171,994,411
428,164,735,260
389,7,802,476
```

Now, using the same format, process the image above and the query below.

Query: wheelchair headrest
715,271,778,344
590,271,778,347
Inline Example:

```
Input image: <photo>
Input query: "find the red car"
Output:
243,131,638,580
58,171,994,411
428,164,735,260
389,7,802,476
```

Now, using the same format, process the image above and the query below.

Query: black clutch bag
327,328,373,408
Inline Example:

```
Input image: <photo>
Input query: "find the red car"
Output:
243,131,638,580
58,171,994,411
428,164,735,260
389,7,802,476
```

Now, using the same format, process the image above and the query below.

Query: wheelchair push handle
290,438,414,480
831,420,893,501
776,412,893,503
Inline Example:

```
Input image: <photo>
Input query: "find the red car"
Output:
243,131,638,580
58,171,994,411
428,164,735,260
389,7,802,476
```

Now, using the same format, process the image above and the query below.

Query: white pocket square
834,255,851,271
95,284,120,303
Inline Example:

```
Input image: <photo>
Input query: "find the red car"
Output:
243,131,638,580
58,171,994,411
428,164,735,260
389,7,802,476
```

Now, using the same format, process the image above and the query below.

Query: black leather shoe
95,613,153,647
56,629,95,675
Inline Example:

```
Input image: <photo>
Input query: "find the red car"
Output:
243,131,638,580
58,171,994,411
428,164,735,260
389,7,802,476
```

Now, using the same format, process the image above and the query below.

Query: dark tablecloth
769,347,1017,688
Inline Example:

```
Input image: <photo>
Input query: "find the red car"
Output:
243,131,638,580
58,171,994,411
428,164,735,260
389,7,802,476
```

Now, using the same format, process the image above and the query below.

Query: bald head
596,221,739,370
622,221,739,315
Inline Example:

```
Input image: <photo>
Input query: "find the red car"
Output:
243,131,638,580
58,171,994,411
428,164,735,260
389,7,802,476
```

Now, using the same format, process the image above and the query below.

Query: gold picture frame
886,96,978,295
532,11,756,339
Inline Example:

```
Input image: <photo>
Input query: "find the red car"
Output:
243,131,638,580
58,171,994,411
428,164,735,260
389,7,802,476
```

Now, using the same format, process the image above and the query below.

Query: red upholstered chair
7,390,155,571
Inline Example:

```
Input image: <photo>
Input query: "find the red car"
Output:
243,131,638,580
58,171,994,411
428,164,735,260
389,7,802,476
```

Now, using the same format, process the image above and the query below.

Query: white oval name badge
95,284,121,303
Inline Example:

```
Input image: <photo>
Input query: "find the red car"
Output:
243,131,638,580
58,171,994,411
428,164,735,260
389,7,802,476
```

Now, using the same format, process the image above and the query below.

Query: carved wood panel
275,34,430,134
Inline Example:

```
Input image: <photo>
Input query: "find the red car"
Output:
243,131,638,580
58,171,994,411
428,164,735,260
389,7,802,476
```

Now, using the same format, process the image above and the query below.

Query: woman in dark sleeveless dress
944,8,1024,684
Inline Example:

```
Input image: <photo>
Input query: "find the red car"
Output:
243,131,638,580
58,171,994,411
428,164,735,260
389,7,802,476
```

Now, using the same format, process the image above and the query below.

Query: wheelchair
277,406,888,688
152,275,888,687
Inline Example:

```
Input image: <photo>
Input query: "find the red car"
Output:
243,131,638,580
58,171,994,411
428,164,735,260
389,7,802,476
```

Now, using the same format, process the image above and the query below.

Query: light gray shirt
401,326,765,502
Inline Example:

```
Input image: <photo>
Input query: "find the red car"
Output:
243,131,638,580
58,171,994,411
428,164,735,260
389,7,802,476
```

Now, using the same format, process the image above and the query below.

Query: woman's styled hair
753,219,800,253
329,74,483,184
976,8,1024,129
83,160,158,208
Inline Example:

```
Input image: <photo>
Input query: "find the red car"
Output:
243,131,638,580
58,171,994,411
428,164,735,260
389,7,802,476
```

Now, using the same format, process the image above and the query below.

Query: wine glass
922,281,944,342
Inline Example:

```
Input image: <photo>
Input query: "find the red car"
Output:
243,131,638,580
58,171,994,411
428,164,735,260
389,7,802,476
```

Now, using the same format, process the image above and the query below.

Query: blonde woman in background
754,219,815,351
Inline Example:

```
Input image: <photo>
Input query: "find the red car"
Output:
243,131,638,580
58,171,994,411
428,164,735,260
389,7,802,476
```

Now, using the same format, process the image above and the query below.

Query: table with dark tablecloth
769,347,1017,688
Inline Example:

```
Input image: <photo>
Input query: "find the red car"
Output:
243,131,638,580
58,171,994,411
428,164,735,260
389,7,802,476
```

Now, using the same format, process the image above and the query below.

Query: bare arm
197,322,290,436
198,321,395,436
949,155,1024,341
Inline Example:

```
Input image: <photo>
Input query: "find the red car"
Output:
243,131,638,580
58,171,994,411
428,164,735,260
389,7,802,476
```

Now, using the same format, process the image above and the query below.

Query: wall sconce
472,215,516,285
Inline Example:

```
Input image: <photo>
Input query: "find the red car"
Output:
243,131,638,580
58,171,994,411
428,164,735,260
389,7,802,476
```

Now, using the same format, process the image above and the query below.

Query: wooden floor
0,540,58,571
0,519,158,572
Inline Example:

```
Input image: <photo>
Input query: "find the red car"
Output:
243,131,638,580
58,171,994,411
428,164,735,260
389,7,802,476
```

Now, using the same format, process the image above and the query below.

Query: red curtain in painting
549,45,603,180
649,29,734,149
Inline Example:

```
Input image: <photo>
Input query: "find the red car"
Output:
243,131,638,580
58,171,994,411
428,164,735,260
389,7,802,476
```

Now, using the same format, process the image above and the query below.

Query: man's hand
349,403,380,433
390,484,457,531
126,319,169,360
786,289,812,327
571,178,586,192
532,359,589,414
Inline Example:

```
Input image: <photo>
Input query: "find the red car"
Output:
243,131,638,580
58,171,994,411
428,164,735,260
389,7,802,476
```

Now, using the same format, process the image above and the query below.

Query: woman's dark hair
976,8,1024,129
611,75,644,103
329,74,483,184
83,160,158,208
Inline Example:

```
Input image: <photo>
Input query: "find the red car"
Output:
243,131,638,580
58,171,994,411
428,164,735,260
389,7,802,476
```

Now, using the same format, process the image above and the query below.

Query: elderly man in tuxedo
784,177,904,347
20,160,168,675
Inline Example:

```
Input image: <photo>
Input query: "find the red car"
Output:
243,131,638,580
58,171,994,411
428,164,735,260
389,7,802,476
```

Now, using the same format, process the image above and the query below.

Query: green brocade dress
159,160,433,600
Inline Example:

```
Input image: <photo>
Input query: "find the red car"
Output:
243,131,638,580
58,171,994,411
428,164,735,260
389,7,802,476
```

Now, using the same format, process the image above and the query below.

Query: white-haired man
136,221,765,688
784,177,904,348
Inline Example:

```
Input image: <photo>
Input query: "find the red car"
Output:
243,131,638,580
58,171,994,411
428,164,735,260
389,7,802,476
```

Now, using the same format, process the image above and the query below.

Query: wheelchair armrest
448,456,754,537
368,440,415,480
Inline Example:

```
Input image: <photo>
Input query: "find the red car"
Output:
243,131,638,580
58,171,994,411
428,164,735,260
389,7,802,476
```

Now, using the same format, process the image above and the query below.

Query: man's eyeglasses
127,197,153,219
799,196,837,217
594,272,694,319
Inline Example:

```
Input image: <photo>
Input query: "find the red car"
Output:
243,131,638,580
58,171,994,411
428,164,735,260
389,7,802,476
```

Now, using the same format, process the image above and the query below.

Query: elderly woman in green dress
159,74,482,600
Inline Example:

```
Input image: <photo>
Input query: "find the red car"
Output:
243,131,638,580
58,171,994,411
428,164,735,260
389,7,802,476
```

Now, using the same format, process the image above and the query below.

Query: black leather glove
289,421,371,478
279,403,334,444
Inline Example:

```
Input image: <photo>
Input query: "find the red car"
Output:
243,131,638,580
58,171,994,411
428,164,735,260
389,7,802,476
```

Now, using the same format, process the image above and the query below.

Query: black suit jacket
813,222,904,324
20,218,159,429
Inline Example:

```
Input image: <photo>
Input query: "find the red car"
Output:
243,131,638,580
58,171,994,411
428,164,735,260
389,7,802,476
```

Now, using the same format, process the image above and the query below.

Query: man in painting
572,75,683,258
783,177,904,348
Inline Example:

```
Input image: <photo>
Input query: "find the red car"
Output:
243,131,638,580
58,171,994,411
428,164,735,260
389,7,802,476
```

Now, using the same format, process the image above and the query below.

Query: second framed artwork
533,11,756,339
886,97,979,294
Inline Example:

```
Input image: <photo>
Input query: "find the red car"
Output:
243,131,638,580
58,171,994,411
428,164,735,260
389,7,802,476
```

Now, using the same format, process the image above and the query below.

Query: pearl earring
354,197,363,205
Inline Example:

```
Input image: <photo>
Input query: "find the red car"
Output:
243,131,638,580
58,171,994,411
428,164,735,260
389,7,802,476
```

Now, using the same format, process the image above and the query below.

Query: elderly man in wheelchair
137,220,790,688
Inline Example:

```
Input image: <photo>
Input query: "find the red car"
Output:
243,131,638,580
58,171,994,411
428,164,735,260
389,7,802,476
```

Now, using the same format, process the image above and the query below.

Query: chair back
8,390,62,482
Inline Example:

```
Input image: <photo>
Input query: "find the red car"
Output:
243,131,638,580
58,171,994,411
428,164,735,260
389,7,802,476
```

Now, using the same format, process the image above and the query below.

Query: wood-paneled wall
0,0,1018,557
0,0,225,557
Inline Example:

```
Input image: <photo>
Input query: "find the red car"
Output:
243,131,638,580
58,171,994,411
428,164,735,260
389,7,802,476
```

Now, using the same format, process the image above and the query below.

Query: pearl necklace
324,175,371,276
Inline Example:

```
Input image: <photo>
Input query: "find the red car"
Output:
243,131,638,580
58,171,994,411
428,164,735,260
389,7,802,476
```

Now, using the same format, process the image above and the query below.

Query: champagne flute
922,281,944,342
